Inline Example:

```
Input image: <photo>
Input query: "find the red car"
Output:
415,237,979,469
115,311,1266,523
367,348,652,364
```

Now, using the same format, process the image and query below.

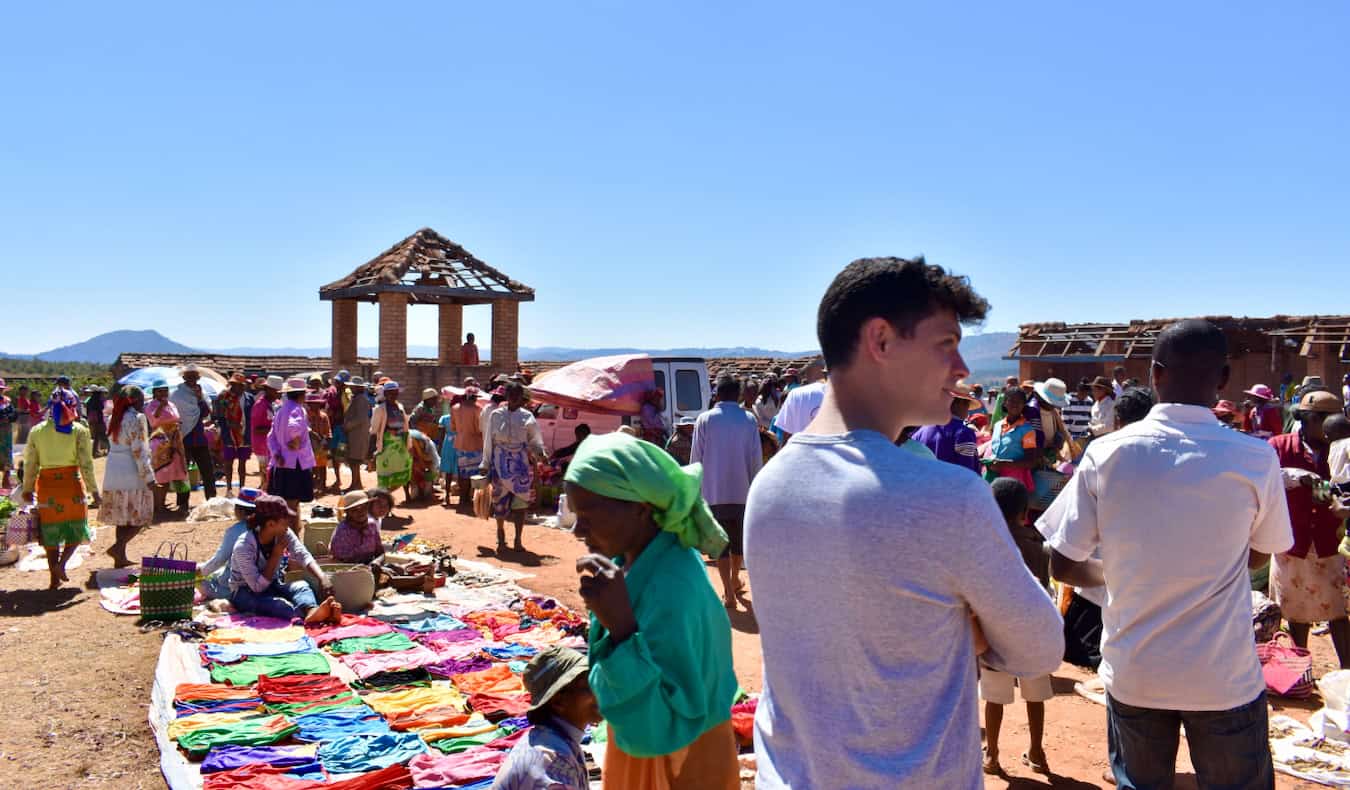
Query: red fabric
256,673,352,704
731,698,758,746
1244,404,1284,437
305,614,385,636
203,764,323,790
327,764,414,790
1270,432,1341,558
467,691,532,718
527,354,656,416
483,728,530,750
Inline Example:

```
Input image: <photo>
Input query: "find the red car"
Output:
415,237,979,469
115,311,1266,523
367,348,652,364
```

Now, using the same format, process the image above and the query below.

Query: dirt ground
0,467,1332,789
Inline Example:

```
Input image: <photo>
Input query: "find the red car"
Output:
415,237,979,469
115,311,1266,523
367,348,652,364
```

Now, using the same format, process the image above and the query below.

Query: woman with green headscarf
564,432,739,790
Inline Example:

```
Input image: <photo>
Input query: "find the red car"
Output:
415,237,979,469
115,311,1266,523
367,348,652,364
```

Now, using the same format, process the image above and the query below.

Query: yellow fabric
412,714,497,743
205,625,307,645
362,683,467,717
166,710,265,739
22,421,97,497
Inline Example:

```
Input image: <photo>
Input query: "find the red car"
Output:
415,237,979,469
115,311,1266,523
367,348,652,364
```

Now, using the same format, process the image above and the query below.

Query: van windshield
674,369,702,412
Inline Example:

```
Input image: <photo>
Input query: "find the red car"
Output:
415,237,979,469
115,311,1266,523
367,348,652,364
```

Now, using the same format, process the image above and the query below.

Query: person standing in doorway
1269,390,1350,667
1041,319,1292,788
462,333,481,366
171,364,217,503
692,374,763,610
747,257,1063,788
481,382,546,553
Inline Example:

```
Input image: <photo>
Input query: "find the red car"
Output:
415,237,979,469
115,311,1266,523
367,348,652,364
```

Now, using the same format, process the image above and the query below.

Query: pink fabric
408,747,507,787
427,638,490,660
339,645,442,679
312,621,394,646
527,354,656,416
250,398,275,456
268,399,315,470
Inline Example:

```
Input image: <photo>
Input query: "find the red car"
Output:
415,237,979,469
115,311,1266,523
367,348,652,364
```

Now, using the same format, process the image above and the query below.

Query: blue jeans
1107,692,1273,790
229,579,317,621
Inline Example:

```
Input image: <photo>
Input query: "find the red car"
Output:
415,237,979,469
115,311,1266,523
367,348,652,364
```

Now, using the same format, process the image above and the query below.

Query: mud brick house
1007,315,1350,402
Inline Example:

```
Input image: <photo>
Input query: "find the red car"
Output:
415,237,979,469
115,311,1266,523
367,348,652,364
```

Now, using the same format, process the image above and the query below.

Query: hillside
27,330,197,363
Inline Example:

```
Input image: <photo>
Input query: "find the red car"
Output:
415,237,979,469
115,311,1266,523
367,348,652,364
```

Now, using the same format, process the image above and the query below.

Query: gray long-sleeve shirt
690,401,762,506
745,430,1064,789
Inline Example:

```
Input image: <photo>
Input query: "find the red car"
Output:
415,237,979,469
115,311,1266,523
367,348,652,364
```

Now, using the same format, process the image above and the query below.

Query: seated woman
228,493,339,624
564,432,740,789
493,646,601,790
331,490,385,567
199,487,263,600
406,416,441,503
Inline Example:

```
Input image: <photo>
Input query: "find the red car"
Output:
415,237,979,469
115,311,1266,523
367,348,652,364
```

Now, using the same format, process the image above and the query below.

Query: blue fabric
482,644,536,660
1107,692,1273,789
394,613,466,633
317,732,427,773
230,579,317,621
293,706,391,742
174,697,264,716
200,636,319,664
438,415,459,474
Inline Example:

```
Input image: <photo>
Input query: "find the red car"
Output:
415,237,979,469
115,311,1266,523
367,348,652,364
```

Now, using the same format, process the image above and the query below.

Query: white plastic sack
187,496,239,522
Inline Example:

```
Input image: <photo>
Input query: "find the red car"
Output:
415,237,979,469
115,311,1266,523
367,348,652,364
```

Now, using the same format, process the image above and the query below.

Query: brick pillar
331,299,358,370
378,292,409,385
438,303,464,366
491,299,519,373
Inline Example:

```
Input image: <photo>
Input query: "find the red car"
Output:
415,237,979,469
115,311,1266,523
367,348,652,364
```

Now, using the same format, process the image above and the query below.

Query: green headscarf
564,431,728,557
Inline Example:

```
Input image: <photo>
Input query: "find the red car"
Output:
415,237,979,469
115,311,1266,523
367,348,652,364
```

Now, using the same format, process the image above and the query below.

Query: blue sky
3,3,1347,357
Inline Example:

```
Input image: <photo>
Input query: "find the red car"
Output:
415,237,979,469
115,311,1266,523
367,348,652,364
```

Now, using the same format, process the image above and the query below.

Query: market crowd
10,257,1350,788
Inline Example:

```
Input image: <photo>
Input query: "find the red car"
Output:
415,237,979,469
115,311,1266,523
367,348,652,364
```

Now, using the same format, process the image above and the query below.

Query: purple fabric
911,417,981,473
267,398,315,470
200,744,322,774
415,628,482,644
427,655,493,677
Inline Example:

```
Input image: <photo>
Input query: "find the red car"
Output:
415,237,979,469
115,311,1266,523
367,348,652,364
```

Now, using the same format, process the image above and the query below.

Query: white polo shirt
1038,403,1293,711
772,382,826,435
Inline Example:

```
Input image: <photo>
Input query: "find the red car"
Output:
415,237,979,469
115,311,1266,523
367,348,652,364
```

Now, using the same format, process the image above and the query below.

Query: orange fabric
385,706,472,731
449,664,525,696
601,719,739,790
175,683,259,703
412,715,497,743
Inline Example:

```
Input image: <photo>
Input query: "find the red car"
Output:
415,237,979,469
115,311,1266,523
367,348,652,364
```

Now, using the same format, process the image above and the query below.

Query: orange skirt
603,719,739,790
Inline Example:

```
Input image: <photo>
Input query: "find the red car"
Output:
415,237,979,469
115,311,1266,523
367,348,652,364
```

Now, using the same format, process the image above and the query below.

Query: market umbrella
527,354,656,416
118,366,223,399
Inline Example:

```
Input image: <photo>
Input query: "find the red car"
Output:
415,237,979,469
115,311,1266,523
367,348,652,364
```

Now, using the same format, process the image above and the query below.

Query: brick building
1007,315,1350,402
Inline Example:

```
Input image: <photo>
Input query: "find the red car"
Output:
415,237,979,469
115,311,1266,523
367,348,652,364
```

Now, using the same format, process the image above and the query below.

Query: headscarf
109,386,144,442
48,388,81,434
563,431,728,557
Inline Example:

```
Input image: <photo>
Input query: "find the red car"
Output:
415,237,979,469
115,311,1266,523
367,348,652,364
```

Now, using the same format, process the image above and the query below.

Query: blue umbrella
118,366,223,399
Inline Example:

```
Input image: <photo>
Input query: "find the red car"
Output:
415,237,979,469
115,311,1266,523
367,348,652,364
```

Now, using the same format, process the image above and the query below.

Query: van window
654,370,666,397
562,407,579,420
675,370,703,412
536,404,557,420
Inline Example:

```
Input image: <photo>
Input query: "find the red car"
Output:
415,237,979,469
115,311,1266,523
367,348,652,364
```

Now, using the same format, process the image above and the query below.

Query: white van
533,356,711,454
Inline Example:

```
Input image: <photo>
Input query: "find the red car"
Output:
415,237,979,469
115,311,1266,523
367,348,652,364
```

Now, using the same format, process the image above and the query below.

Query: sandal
982,749,1001,775
1021,752,1050,775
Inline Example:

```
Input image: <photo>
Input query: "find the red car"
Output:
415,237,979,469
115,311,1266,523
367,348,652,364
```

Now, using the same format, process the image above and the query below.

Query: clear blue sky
3,3,1347,357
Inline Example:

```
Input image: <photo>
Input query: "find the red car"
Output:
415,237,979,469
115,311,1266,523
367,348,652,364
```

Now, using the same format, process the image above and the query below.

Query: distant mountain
961,331,1018,382
518,346,820,362
31,330,198,363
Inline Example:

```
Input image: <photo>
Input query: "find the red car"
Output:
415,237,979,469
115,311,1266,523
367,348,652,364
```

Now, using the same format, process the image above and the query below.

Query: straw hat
228,373,247,385
281,377,308,394
1090,376,1113,391
338,489,371,514
1034,378,1070,409
264,375,285,391
350,376,366,386
307,374,324,387
422,388,438,401
304,391,327,404
1212,400,1239,418
1297,391,1343,414
949,380,983,406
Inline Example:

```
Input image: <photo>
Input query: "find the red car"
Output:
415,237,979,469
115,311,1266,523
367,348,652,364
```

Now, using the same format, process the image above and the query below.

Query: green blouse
587,529,739,758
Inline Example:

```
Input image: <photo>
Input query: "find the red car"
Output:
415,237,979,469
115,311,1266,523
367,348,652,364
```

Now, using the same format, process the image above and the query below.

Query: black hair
1004,387,1027,407
575,424,592,439
504,382,525,400
1113,366,1127,376
1114,386,1157,427
990,478,1030,525
287,390,304,402
365,487,395,509
1153,320,1228,372
716,375,741,402
1325,414,1350,443
816,257,989,371
466,332,475,341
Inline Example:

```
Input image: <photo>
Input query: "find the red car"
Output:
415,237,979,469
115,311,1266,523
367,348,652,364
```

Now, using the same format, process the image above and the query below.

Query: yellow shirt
22,420,97,496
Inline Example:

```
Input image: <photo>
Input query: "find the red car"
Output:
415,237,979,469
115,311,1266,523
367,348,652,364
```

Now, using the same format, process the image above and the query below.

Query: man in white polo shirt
1039,319,1293,789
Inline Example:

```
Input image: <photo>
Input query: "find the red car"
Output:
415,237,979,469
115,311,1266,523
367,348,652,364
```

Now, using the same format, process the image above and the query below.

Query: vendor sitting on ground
199,487,263,600
228,493,340,624
331,489,386,567
493,646,601,790
407,415,442,502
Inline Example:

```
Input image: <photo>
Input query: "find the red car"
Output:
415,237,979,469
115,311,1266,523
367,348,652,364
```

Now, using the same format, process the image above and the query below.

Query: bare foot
330,601,344,623
304,597,335,625
982,749,1001,776
48,574,62,591
724,596,737,610
59,567,70,582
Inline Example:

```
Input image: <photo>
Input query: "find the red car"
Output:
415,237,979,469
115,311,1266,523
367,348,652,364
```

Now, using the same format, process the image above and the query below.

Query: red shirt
1243,403,1283,438
1269,431,1341,558
461,343,480,366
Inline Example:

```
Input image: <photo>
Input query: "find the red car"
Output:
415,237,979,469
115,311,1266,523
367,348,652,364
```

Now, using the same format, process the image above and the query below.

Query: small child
365,487,395,528
437,402,459,509
981,477,1053,776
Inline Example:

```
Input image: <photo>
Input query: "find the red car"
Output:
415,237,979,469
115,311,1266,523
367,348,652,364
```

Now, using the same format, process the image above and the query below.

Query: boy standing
981,478,1053,776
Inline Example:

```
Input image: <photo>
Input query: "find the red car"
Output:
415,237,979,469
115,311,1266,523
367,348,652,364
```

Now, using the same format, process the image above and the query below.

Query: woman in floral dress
101,386,156,567
145,381,189,516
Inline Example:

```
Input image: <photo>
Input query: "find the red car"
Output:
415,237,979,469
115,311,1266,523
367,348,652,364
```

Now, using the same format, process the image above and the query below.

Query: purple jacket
911,417,980,473
266,398,315,470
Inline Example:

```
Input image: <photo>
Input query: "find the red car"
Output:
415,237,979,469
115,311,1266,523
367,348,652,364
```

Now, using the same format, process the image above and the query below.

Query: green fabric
325,632,417,655
429,726,513,754
209,651,331,686
38,519,91,547
587,529,738,758
174,714,298,757
991,392,1006,426
563,432,727,556
377,431,413,489
265,691,362,717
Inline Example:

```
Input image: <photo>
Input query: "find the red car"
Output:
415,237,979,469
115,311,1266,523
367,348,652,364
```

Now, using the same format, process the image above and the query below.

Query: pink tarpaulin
528,354,656,416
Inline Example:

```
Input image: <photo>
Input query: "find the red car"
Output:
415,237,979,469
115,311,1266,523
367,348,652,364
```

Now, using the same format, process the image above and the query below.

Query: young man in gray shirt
745,257,1064,789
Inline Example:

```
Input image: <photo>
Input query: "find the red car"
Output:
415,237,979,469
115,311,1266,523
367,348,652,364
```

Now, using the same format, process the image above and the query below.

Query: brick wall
438,303,463,366
331,299,358,368
378,292,409,385
491,299,519,373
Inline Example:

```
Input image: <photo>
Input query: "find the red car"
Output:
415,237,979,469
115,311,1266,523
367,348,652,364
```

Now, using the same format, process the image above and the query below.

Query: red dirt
0,478,1330,788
